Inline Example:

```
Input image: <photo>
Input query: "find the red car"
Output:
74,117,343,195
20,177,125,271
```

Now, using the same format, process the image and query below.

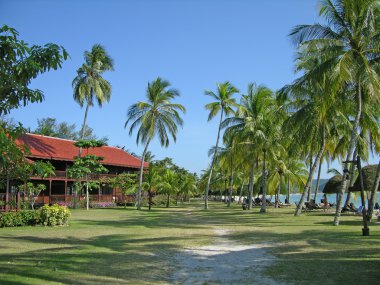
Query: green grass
0,202,379,284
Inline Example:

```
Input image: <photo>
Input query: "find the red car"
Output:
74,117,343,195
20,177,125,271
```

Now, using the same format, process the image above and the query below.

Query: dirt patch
171,228,282,285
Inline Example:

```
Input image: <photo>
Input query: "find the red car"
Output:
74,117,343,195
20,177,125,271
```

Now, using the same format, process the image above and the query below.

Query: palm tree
204,82,239,209
72,44,114,141
223,83,277,212
289,0,380,225
125,77,185,210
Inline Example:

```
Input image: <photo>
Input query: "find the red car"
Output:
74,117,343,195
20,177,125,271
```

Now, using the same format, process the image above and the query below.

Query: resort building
1,133,147,210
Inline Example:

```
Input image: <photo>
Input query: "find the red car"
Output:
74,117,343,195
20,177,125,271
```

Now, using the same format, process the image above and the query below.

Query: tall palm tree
289,0,380,225
204,82,239,209
125,77,185,210
72,44,114,141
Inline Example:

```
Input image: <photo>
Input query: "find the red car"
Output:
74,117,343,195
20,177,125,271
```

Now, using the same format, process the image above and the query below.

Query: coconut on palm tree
204,81,239,209
125,77,185,210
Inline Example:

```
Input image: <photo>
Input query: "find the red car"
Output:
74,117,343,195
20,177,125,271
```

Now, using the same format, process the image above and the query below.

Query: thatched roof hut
349,164,380,192
323,175,343,194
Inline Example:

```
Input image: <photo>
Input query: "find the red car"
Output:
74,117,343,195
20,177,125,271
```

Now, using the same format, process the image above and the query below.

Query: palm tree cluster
202,0,380,226
142,157,198,210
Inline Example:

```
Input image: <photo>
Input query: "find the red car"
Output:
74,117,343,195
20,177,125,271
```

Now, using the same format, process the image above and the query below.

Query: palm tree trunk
166,193,170,208
343,148,358,208
148,189,153,210
307,156,313,201
313,156,323,202
248,159,255,209
238,179,245,204
286,177,290,204
228,157,233,207
295,127,325,216
260,149,267,213
137,140,151,210
334,82,362,226
367,159,380,221
275,174,281,208
205,110,224,209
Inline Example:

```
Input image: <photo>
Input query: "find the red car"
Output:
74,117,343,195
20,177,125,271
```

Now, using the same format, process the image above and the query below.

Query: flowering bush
90,202,116,208
56,201,74,208
39,204,71,226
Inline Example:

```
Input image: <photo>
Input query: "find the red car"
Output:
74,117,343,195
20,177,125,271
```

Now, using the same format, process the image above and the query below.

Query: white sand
171,228,283,285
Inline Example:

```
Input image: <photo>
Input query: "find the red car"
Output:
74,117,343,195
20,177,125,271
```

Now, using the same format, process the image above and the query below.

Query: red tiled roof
16,133,148,169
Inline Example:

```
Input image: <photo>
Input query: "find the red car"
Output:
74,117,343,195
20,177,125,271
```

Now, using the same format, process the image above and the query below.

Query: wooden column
64,180,67,203
49,180,52,204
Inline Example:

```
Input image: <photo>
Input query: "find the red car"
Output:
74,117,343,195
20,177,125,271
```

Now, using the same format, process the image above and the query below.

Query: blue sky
2,0,372,178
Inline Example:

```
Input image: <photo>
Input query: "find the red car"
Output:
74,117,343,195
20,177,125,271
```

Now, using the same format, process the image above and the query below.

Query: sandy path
171,228,282,285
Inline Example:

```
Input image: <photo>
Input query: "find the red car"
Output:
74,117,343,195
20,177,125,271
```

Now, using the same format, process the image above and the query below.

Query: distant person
323,194,328,212
374,202,380,210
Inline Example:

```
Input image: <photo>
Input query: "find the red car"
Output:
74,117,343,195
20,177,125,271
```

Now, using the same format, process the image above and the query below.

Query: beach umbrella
349,164,379,192
322,175,343,194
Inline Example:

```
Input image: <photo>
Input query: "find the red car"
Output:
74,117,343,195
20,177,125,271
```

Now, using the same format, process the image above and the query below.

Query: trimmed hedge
0,205,71,227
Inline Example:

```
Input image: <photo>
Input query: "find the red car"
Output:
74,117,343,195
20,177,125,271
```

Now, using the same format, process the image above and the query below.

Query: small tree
70,139,106,209
18,182,46,210
103,173,137,207
68,155,108,210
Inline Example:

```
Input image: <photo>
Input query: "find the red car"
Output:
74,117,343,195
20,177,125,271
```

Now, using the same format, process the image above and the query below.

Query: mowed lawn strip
0,202,379,284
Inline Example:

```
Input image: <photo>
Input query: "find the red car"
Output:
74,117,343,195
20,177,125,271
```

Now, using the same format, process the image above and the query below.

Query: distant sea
278,193,380,209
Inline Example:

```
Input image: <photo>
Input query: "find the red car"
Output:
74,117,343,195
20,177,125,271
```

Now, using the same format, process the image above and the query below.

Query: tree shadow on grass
0,234,193,284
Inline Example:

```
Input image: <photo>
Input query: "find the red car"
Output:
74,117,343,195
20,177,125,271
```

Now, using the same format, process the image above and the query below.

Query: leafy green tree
289,0,380,225
72,44,114,142
18,182,46,210
101,173,137,207
204,82,239,209
34,117,108,142
69,140,108,209
0,25,68,115
125,77,185,210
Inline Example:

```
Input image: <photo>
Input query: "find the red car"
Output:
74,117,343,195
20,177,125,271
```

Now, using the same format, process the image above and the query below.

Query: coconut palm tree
289,0,380,225
125,77,185,210
223,83,277,212
72,44,114,141
204,82,239,209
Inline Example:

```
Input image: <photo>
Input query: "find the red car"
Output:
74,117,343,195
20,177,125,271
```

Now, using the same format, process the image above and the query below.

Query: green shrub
0,212,16,227
39,204,71,226
0,210,38,227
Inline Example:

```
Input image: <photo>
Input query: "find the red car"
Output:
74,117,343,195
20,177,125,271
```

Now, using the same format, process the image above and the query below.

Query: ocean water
279,193,380,208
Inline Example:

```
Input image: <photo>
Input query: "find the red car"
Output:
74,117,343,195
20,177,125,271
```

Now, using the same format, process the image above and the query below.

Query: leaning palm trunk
286,177,290,203
248,160,255,209
343,149,358,208
367,159,380,221
137,140,150,210
334,83,362,226
313,156,323,202
205,110,224,209
260,149,267,213
295,128,325,216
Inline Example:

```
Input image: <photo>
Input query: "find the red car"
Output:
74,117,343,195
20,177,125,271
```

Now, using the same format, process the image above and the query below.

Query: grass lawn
0,201,379,284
